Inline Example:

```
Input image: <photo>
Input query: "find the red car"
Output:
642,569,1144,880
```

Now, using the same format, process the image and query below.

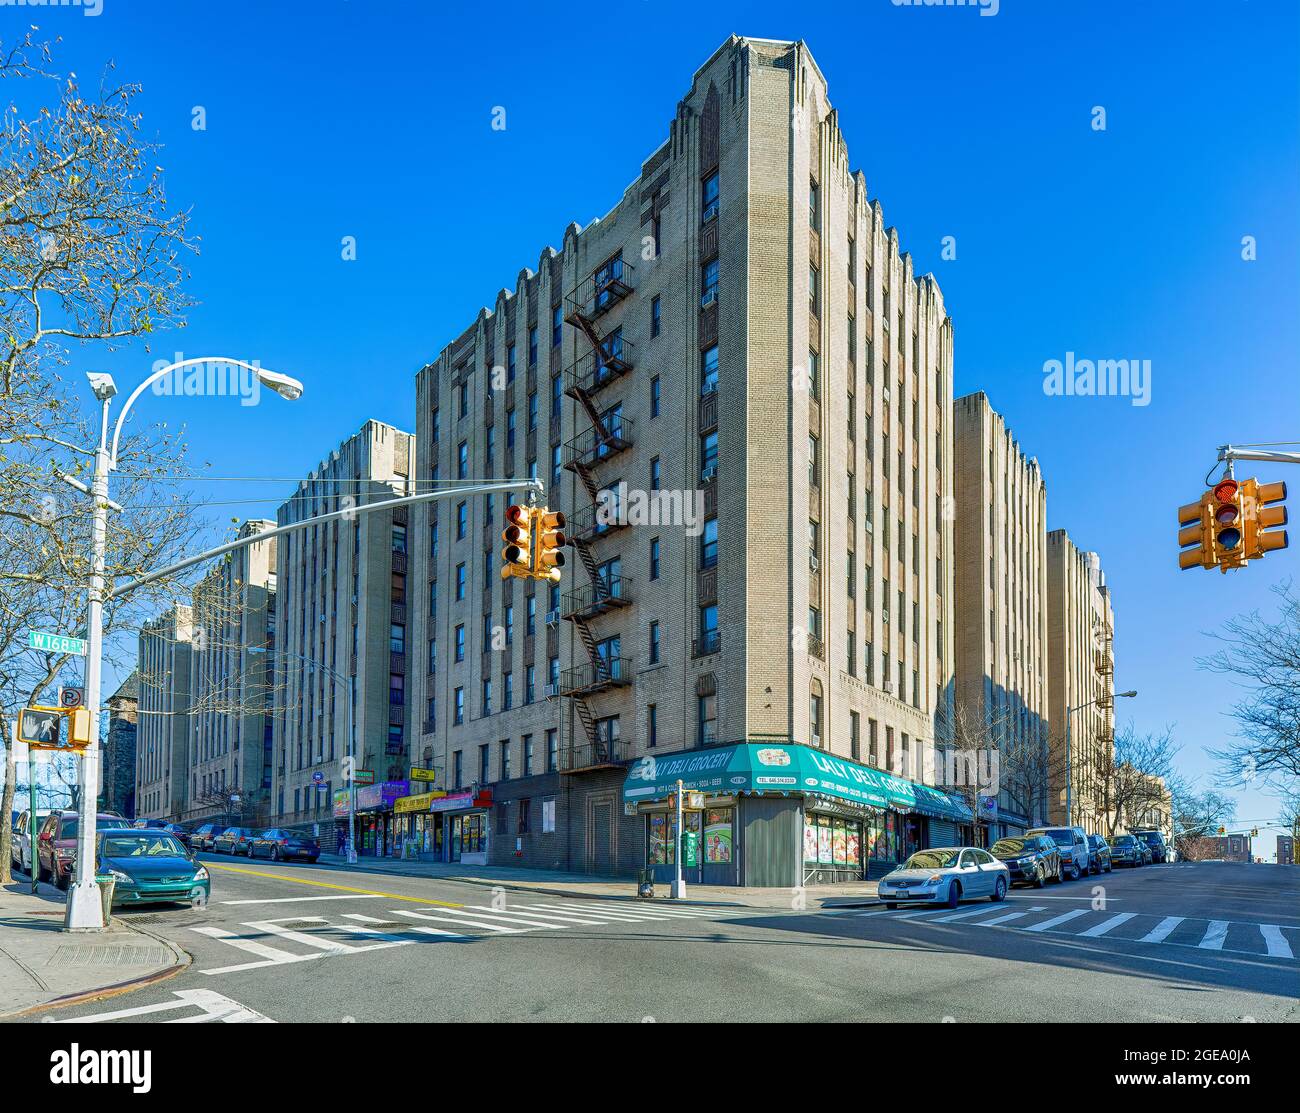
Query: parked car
189,823,222,852
878,846,1010,910
1134,839,1153,866
1129,828,1169,864
35,811,128,890
248,828,320,863
1084,833,1112,874
990,835,1061,888
97,827,210,909
1105,833,1143,867
131,819,191,849
1026,825,1091,881
9,807,52,875
211,826,257,855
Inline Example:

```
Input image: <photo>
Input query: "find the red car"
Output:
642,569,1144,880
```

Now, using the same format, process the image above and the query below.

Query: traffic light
1209,477,1245,566
1177,494,1211,570
534,508,567,583
1241,478,1288,560
500,503,533,580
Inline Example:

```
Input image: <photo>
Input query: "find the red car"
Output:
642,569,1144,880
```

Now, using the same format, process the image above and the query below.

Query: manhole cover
47,945,171,968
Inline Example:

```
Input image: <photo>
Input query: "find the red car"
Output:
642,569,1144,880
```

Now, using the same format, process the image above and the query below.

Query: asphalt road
18,858,1299,1023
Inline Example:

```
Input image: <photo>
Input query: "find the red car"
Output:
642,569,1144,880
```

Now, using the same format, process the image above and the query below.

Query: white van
1026,825,1091,881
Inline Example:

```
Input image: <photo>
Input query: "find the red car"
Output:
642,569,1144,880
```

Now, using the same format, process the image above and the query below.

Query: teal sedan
97,828,211,908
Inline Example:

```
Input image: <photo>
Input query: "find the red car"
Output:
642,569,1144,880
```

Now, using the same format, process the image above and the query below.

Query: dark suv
35,811,128,890
1086,833,1113,874
990,835,1062,888
1106,833,1142,867
1129,829,1169,864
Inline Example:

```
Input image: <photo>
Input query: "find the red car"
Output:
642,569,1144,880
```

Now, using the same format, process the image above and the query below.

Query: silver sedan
877,846,1010,910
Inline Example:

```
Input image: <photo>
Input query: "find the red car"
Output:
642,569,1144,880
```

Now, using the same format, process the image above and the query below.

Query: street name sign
28,631,87,656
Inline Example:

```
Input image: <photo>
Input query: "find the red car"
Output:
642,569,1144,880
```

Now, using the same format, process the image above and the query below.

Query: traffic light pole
1217,445,1300,474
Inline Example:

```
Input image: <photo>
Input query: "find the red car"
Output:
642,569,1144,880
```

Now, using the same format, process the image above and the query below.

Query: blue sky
25,0,1300,853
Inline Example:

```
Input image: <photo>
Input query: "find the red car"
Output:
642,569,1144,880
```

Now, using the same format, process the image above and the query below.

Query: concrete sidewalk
307,853,881,909
0,881,188,1018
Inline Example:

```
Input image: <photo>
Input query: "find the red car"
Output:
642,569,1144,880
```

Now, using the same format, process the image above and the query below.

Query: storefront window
646,811,704,865
703,809,732,863
804,813,864,873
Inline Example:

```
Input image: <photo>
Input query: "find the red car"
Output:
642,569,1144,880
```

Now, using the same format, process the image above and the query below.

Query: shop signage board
409,766,437,784
394,791,448,815
352,770,376,786
623,742,972,822
356,781,410,811
332,790,350,818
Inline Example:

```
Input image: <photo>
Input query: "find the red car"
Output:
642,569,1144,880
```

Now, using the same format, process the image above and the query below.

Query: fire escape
556,255,636,772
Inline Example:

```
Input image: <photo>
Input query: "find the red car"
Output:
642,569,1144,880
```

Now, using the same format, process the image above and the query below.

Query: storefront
393,790,448,859
622,742,972,887
425,789,493,865
340,781,409,857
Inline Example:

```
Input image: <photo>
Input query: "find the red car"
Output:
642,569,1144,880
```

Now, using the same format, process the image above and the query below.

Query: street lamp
65,359,303,932
1065,689,1136,828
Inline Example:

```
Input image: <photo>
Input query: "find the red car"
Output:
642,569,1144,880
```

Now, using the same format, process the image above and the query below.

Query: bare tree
1167,782,1236,862
1088,724,1179,837
0,33,200,883
1200,582,1300,792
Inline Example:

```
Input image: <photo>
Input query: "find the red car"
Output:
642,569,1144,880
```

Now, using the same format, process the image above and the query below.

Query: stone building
102,671,138,818
135,605,195,821
953,392,1049,837
406,36,961,884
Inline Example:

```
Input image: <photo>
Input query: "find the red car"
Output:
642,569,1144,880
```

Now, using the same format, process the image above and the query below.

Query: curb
0,915,192,1021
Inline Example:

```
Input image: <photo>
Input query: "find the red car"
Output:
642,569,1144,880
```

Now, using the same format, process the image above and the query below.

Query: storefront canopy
622,742,971,821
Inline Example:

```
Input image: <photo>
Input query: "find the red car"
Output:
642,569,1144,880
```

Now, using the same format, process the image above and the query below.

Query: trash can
636,868,654,899
94,874,115,922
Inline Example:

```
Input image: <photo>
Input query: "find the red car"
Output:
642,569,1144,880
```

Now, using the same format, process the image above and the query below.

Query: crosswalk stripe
1138,916,1183,943
1024,908,1088,932
1260,925,1294,959
932,905,1007,923
193,925,328,975
896,905,959,920
418,906,566,930
974,906,1046,927
247,917,413,954
344,913,469,940
1198,920,1229,950
545,901,733,920
1077,912,1137,938
521,903,675,922
391,908,529,934
464,904,608,926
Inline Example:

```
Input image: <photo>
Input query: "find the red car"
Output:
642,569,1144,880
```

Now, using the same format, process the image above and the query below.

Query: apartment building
408,36,960,885
1046,530,1116,831
185,520,278,825
102,672,138,818
135,605,195,821
953,392,1049,837
272,420,416,850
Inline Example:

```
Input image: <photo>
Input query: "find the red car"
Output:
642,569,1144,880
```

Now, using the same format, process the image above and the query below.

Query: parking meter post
28,766,38,895
671,778,686,900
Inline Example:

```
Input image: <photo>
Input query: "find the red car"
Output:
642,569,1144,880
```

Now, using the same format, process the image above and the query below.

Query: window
454,688,464,725
504,604,514,645
850,710,861,761
428,639,438,672
808,348,819,399
649,456,661,491
458,381,468,418
390,624,405,654
649,621,661,665
701,172,719,222
455,563,466,600
527,391,537,431
650,375,661,417
808,433,820,488
700,517,718,568
392,523,408,554
551,373,562,419
432,407,440,443
481,678,492,716
457,441,468,479
698,604,719,655
455,501,467,540
700,259,718,306
697,693,717,745
649,536,660,580
809,265,820,317
506,408,516,449
552,304,563,347
500,740,511,781
526,594,536,636
454,624,465,661
550,443,562,487
651,295,661,337
479,744,490,785
507,344,517,383
528,327,538,367
546,729,558,773
526,664,536,704
701,345,718,395
810,690,823,748
809,177,820,230
648,704,658,748
518,797,531,833
700,430,718,480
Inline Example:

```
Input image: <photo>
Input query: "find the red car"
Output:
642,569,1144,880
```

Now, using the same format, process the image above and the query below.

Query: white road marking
57,988,273,1024
247,916,413,955
1259,925,1294,959
974,906,1047,927
464,904,609,926
193,925,327,975
420,906,568,930
391,908,528,934
1077,912,1137,938
221,894,384,906
932,905,1009,923
520,903,676,922
1198,920,1230,950
1024,908,1089,932
1138,916,1184,944
344,914,469,941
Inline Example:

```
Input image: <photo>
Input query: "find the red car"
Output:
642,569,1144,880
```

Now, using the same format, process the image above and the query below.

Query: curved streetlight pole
1065,689,1137,828
66,360,303,932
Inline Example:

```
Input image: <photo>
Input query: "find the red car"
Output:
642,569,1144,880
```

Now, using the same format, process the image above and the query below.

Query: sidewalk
0,881,188,1018
309,853,880,910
